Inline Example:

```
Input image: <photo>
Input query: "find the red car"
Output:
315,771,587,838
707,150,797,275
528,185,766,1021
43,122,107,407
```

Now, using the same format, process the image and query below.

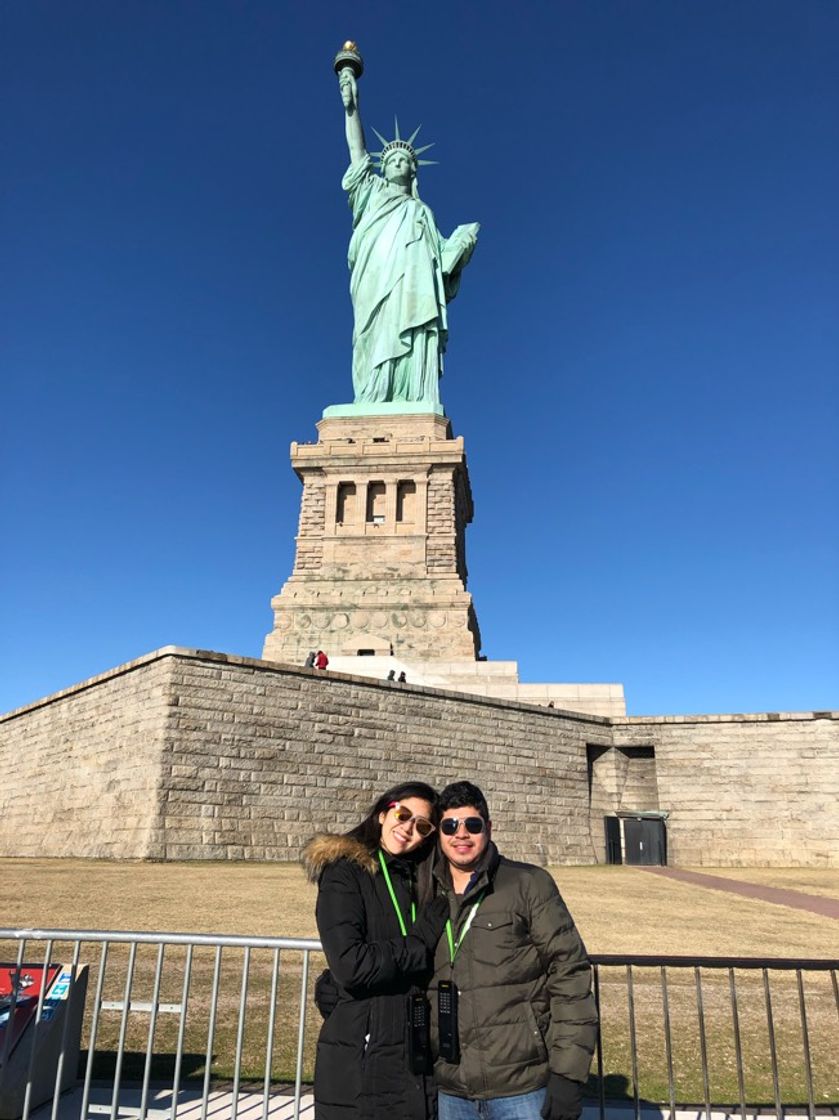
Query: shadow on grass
585,1073,838,1112
587,1073,660,1107
77,1050,315,1090
78,1050,208,1083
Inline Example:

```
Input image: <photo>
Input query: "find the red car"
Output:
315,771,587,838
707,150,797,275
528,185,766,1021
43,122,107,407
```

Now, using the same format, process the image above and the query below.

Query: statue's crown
371,118,437,170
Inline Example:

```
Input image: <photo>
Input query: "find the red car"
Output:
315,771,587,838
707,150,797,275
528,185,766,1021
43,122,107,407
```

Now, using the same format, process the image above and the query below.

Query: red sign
0,964,61,1058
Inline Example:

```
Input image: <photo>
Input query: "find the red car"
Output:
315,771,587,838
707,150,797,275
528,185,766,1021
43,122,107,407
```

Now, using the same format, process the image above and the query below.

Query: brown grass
549,866,838,958
3,860,837,1103
5,860,838,957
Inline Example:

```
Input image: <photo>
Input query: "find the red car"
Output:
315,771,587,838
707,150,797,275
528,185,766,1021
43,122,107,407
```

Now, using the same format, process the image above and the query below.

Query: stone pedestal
263,412,481,665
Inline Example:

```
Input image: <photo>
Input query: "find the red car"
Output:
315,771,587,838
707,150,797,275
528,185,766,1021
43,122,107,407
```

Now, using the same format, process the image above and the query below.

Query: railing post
139,942,166,1120
170,942,194,1120
50,941,82,1120
593,964,605,1120
294,948,311,1120
21,938,55,1120
796,969,816,1120
694,965,711,1120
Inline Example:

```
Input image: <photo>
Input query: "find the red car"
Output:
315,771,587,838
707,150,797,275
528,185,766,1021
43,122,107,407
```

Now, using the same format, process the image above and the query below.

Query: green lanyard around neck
445,890,485,963
378,849,417,938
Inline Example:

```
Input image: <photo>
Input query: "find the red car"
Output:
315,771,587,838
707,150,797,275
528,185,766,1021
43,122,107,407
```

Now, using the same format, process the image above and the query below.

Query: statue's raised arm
332,43,479,410
335,43,366,165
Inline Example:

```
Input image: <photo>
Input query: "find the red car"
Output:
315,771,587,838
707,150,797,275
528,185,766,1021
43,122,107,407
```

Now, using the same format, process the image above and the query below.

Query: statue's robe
343,156,468,405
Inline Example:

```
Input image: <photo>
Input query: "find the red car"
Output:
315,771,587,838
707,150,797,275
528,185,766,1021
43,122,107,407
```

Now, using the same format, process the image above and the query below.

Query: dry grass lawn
3,860,837,1104
5,859,837,957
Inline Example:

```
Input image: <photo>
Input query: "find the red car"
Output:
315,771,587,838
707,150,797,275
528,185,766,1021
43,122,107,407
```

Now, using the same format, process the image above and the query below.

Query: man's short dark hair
439,781,490,821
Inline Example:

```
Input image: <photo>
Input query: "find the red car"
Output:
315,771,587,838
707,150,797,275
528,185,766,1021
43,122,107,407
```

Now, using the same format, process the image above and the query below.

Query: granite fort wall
0,648,611,863
612,714,839,867
0,655,173,857
155,650,608,862
1,648,836,865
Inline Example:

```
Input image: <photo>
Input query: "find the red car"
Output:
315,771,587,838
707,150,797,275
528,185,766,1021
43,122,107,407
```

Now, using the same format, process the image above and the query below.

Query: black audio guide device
437,980,460,1063
408,993,431,1073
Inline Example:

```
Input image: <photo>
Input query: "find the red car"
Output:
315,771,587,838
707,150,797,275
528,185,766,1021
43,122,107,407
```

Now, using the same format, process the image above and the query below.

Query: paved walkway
34,1086,821,1120
33,1087,315,1120
642,867,839,920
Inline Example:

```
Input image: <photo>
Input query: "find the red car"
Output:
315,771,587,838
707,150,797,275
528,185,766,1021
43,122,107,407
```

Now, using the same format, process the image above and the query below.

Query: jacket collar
301,833,378,881
301,832,423,883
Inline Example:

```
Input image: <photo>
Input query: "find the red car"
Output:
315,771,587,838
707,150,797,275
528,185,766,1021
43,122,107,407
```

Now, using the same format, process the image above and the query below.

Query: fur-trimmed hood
302,832,379,882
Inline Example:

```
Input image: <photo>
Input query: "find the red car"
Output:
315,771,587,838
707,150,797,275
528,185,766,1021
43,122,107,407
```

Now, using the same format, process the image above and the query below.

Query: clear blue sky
3,2,837,717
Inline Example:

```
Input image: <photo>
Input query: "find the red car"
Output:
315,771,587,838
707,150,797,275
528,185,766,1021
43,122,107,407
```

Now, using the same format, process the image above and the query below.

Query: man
430,781,597,1120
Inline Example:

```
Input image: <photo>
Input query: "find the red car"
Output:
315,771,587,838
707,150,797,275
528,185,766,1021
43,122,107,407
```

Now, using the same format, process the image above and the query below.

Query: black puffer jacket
303,834,437,1120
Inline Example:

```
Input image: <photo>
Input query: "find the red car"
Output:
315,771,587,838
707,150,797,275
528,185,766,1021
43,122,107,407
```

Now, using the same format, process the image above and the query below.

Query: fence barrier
0,930,836,1120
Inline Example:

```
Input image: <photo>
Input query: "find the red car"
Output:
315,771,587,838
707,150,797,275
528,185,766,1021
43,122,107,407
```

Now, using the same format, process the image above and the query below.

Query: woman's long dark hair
347,781,439,905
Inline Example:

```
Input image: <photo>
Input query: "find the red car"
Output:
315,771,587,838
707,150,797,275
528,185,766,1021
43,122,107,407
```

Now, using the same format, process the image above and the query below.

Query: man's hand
540,1073,583,1120
411,895,450,951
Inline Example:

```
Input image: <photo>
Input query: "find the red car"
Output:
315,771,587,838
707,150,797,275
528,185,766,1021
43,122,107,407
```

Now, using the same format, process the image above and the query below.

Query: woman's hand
314,968,340,1018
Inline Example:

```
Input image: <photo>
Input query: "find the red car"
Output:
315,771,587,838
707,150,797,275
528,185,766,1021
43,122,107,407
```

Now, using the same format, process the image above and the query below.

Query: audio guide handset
437,980,460,1063
408,993,431,1073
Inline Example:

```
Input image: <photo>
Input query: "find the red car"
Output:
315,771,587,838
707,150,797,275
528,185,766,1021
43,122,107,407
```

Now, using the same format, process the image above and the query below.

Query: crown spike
407,124,422,146
371,126,389,148
414,142,435,156
393,115,401,140
417,159,438,167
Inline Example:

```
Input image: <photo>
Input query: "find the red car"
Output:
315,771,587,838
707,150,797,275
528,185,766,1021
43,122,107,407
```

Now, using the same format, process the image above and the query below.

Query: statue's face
383,150,415,187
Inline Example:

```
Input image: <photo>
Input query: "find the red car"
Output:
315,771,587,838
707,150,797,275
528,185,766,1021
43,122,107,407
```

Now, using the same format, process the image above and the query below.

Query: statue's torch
333,41,364,80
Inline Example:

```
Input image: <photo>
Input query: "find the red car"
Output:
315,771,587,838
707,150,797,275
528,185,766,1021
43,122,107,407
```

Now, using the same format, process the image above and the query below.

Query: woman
303,782,449,1120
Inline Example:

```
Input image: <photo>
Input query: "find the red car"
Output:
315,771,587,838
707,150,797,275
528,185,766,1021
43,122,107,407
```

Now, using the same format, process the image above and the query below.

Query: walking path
34,1086,821,1120
642,867,839,920
34,1086,315,1120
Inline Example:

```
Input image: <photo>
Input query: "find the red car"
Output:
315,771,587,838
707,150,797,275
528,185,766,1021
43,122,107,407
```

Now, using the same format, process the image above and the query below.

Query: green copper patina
333,45,479,412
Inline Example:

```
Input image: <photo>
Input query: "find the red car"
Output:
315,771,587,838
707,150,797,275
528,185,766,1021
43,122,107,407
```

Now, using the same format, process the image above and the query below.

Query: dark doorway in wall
604,817,622,864
623,817,667,866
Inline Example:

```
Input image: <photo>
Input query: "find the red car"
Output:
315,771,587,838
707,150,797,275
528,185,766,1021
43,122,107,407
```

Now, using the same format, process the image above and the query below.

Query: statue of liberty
335,45,479,407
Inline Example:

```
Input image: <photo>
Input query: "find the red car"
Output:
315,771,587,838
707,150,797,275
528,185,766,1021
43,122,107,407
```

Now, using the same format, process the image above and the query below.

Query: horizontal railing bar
99,1000,182,1013
1,930,836,971
590,954,839,970
0,928,321,951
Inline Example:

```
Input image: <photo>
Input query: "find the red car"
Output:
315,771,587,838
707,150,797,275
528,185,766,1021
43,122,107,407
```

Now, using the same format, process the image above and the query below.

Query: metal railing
591,955,839,1120
0,929,837,1120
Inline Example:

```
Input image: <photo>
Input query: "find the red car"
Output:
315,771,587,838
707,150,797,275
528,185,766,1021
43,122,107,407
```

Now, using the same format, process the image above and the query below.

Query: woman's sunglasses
440,816,486,836
389,803,436,838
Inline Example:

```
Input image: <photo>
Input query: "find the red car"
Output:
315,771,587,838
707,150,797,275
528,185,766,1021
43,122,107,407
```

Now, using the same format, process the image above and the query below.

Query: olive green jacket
430,844,597,1098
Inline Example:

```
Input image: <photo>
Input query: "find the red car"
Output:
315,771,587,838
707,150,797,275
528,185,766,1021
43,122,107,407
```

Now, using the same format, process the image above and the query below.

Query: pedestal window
396,480,417,524
336,482,357,525
366,482,386,524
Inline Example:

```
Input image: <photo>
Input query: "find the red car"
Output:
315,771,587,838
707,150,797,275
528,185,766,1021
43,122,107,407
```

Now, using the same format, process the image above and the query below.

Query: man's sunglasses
440,816,486,836
389,803,436,838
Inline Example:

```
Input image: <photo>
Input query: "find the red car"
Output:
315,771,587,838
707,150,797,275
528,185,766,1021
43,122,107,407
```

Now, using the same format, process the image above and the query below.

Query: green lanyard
378,849,417,937
445,890,485,963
